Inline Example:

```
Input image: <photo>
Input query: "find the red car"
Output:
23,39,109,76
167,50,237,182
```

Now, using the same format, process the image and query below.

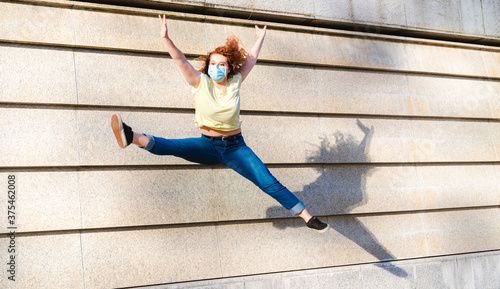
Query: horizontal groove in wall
1,161,500,173
1,102,499,123
1,205,498,238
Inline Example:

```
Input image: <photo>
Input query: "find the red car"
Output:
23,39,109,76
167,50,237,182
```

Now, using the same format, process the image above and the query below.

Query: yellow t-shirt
192,73,242,131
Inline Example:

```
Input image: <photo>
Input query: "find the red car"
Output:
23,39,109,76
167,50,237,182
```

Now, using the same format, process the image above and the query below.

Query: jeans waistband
202,133,242,142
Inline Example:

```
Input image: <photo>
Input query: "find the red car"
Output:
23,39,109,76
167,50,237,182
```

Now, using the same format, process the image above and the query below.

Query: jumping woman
111,15,329,233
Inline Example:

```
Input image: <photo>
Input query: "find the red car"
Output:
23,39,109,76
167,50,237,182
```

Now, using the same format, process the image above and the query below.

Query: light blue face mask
208,65,227,83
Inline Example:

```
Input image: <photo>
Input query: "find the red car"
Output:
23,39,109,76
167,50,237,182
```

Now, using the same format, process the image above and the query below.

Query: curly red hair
195,35,247,80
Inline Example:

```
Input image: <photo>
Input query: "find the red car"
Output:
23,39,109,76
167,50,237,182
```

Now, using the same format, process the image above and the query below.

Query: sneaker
111,114,133,148
306,217,330,233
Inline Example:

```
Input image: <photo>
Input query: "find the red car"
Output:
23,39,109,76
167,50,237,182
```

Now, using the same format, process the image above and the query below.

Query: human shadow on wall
266,120,408,278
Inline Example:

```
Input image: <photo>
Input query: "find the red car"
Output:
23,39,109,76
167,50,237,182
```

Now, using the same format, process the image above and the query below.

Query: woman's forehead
210,54,228,63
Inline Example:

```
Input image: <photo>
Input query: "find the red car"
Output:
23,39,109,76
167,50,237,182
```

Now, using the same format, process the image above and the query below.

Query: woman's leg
133,132,149,147
141,134,221,166
221,139,307,218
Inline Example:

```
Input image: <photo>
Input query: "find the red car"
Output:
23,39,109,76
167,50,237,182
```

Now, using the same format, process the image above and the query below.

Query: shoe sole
309,224,330,234
317,224,330,233
111,114,127,148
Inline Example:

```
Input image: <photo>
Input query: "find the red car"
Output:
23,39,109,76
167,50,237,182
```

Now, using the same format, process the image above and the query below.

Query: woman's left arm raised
240,25,267,82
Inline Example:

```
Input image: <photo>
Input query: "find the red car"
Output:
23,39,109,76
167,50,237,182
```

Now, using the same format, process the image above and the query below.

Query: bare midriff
200,126,241,137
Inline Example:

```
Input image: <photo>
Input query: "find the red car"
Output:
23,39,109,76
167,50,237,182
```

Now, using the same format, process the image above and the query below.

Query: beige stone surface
482,49,500,78
314,68,411,116
2,108,496,168
217,219,334,277
79,169,218,229
314,0,406,27
328,213,427,266
407,74,499,119
5,108,496,168
422,208,500,255
404,43,488,77
0,2,74,45
0,172,81,234
411,119,497,162
416,165,500,209
205,0,316,17
0,108,80,167
0,233,84,289
242,64,323,113
491,122,500,161
328,165,422,214
0,45,77,104
72,9,206,55
81,226,221,288
317,117,414,164
4,164,498,233
404,0,484,36
482,0,500,37
312,34,409,71
74,50,192,108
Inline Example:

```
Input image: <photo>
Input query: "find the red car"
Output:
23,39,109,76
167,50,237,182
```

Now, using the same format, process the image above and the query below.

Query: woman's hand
255,25,267,39
159,14,169,40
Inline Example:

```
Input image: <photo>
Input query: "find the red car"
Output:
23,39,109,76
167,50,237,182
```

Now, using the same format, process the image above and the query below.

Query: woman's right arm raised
159,15,201,88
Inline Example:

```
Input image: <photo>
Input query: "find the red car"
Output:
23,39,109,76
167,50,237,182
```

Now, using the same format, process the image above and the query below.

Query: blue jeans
142,134,306,215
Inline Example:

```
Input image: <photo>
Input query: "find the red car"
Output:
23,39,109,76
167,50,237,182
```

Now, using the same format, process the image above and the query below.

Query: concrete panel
0,233,84,289
312,34,409,71
328,214,427,267
217,219,334,277
4,109,496,168
491,122,500,161
80,169,219,229
6,164,497,233
81,226,221,288
314,0,407,28
0,108,80,167
0,172,81,234
205,0,316,17
0,45,77,104
414,253,500,289
422,208,500,256
483,0,500,37
404,43,488,77
411,119,497,162
72,9,206,55
242,64,322,113
317,117,414,164
286,267,363,289
360,262,415,289
405,0,484,36
407,74,499,119
74,50,192,108
314,68,411,116
482,49,500,78
0,2,74,45
416,165,500,210
325,165,422,214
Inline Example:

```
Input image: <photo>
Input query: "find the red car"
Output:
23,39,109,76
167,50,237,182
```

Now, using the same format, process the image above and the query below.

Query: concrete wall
0,0,499,288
